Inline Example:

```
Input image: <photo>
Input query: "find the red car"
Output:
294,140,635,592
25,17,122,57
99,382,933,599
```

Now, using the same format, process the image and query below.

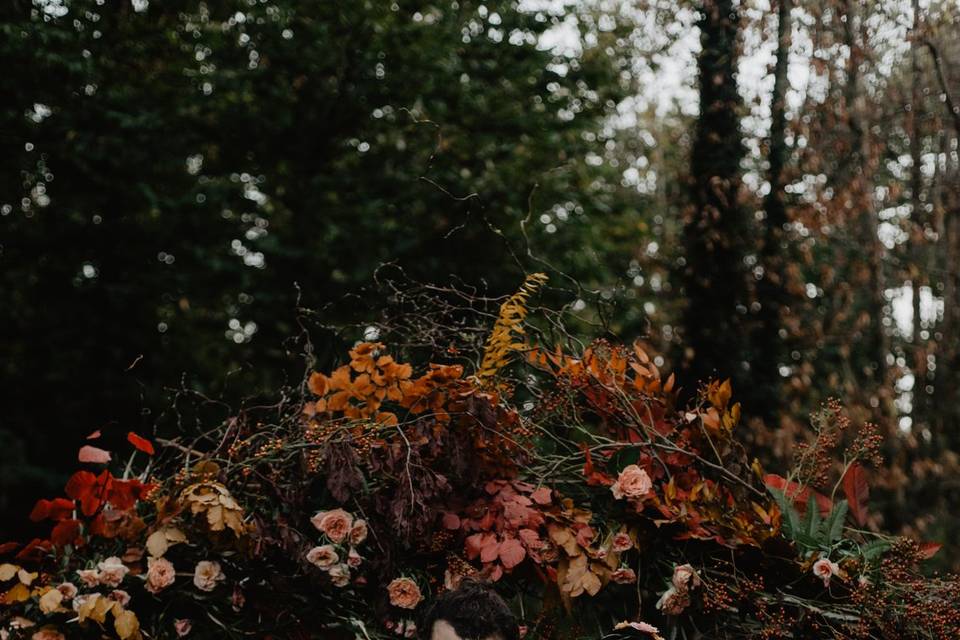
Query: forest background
2,0,959,569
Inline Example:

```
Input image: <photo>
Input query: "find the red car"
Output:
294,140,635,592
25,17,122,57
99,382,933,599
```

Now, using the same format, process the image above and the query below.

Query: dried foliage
0,281,956,640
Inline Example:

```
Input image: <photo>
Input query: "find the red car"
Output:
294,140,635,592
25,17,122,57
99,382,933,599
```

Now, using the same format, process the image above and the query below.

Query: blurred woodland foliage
2,0,960,574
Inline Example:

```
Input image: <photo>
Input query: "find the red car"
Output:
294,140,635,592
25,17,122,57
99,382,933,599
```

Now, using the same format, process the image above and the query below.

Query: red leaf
127,431,155,455
517,528,542,549
78,445,112,464
841,463,869,526
65,470,111,517
65,470,97,500
918,542,942,560
29,498,75,522
0,542,18,555
580,443,614,487
498,537,526,569
764,474,832,516
530,487,552,505
15,538,52,562
50,519,82,547
480,539,500,564
465,534,482,558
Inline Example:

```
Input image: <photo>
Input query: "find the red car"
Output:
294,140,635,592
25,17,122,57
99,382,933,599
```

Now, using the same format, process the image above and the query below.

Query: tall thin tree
754,0,793,423
681,0,752,399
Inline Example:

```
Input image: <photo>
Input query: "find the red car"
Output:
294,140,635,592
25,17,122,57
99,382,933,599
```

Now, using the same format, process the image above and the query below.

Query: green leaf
769,487,801,539
803,493,822,539
860,538,891,561
821,499,848,545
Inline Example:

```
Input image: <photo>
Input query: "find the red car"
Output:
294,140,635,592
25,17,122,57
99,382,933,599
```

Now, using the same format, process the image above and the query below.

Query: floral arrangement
1,275,958,639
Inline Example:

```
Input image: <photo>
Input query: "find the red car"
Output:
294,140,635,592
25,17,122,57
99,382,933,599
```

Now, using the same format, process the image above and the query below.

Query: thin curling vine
476,272,548,381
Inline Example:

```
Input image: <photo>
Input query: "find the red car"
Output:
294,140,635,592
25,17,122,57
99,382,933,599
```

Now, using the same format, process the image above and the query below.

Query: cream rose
611,465,653,500
614,621,660,635
387,577,422,609
56,582,78,600
145,557,176,594
306,545,339,569
349,519,368,545
76,569,100,588
813,558,840,587
347,547,363,568
611,567,637,584
671,563,700,590
96,556,129,588
655,585,690,616
193,561,225,592
328,563,351,588
310,509,354,543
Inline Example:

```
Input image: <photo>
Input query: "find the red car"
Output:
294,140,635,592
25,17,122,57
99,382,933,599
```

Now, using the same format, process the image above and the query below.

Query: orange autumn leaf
307,371,328,396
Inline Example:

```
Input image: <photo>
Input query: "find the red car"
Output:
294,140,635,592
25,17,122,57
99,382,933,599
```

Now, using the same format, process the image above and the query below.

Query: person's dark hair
419,578,519,640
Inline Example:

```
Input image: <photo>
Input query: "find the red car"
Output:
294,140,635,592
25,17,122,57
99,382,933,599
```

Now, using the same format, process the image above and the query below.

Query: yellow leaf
146,526,188,558
39,587,64,614
17,569,37,586
1,583,31,604
145,530,169,558
0,564,18,582
114,607,140,640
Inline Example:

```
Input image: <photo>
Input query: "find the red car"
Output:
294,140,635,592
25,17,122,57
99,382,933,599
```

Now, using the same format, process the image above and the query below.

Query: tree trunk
681,0,751,401
908,0,927,432
754,0,792,424
842,0,887,399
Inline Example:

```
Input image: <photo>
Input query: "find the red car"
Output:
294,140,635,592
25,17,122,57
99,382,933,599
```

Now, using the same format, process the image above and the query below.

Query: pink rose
347,547,363,568
813,558,840,587
387,577,422,609
611,567,637,584
174,619,192,637
349,519,368,545
96,556,129,588
193,561,225,592
108,590,131,606
76,569,100,588
56,582,78,600
306,545,339,569
231,585,246,611
310,509,354,543
611,532,633,553
72,593,98,612
655,586,690,616
671,564,700,590
145,557,175,594
328,563,351,588
31,630,65,640
611,465,652,500
614,620,660,635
